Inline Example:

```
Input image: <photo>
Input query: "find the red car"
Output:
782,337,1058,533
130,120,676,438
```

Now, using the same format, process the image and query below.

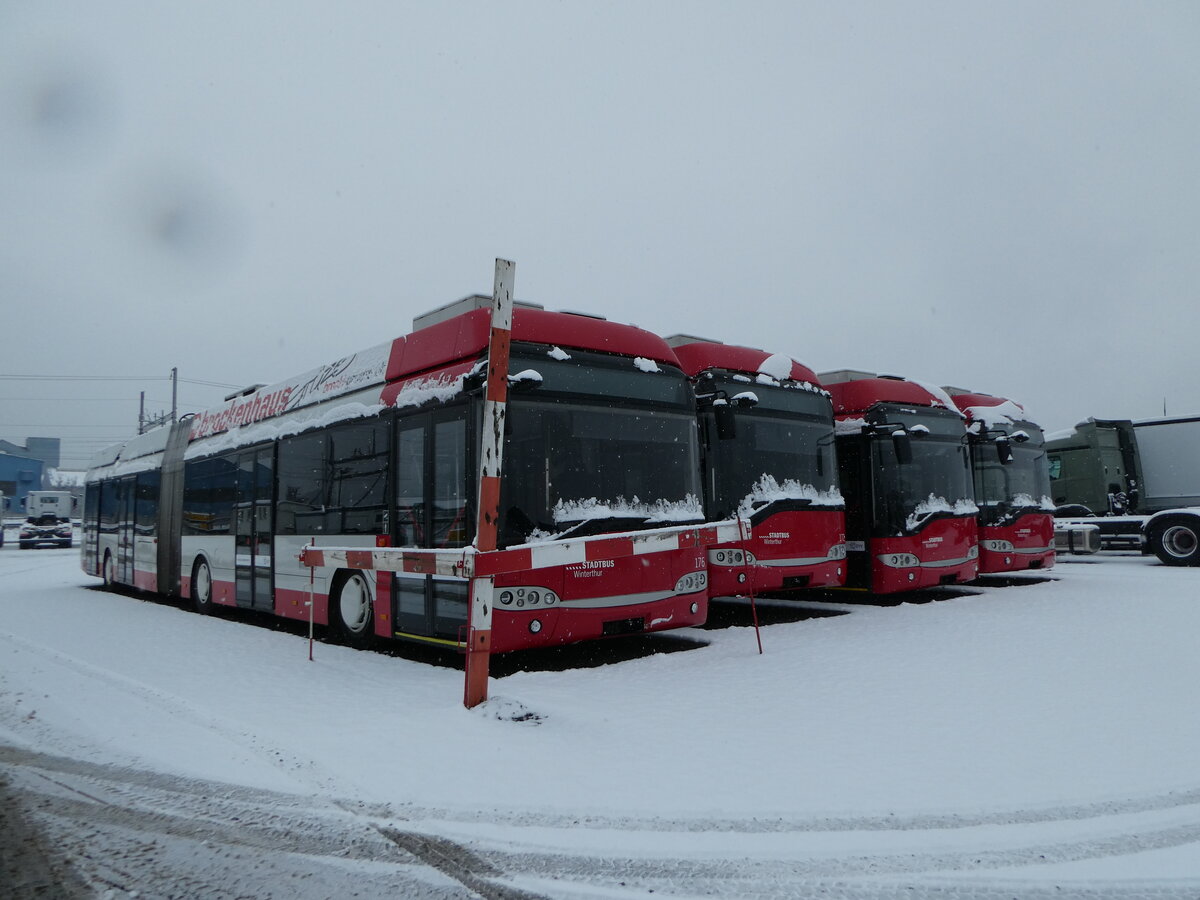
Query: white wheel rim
339,577,371,633
1162,525,1197,559
196,564,211,603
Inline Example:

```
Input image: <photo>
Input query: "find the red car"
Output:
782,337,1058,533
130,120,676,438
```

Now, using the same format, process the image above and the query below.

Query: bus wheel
102,552,115,589
192,559,214,614
332,571,375,649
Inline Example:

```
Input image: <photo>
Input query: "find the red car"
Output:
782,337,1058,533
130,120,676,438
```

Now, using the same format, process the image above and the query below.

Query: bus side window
433,418,469,548
396,424,425,547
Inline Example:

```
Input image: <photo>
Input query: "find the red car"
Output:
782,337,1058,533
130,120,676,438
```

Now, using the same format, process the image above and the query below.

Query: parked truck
19,490,76,549
1046,415,1200,566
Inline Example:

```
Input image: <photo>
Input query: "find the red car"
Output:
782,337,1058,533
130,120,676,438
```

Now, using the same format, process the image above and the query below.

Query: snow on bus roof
96,301,686,466
821,371,958,416
667,337,821,389
387,305,681,382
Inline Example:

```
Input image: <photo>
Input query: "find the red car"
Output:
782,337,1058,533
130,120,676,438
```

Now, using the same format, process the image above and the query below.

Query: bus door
116,476,136,583
235,446,274,611
393,411,471,643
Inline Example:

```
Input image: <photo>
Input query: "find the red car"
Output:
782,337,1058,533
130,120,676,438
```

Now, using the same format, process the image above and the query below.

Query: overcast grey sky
2,1,1197,468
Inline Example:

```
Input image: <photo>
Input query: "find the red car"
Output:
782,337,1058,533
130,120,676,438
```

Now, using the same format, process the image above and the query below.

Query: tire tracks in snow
1,745,548,899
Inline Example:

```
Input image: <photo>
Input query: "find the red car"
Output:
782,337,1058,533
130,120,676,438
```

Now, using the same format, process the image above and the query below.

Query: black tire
102,551,115,588
191,558,215,614
330,571,375,649
1147,517,1200,567
19,541,33,550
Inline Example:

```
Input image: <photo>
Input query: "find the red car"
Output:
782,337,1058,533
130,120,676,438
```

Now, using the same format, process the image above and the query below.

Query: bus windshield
498,350,702,545
973,423,1053,526
870,405,974,536
704,379,840,519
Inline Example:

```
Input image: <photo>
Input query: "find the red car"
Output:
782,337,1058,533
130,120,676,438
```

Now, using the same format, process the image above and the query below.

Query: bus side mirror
996,436,1014,464
892,429,913,465
715,400,737,440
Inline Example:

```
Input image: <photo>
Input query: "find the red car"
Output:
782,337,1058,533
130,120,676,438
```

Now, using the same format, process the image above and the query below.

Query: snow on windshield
552,494,703,524
547,346,572,361
633,357,660,373
905,493,980,531
737,474,844,516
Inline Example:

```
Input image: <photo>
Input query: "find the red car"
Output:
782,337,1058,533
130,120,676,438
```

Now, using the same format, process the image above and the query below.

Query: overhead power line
0,374,244,389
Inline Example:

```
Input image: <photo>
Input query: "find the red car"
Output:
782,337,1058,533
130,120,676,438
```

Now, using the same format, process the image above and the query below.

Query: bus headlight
967,545,981,559
877,553,920,568
981,540,1013,552
675,571,708,594
828,543,847,560
498,586,555,607
709,548,745,566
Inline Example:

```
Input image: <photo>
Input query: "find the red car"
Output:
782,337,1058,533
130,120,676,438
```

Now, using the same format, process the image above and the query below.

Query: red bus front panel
978,512,1055,573
488,547,708,652
869,516,979,594
707,508,846,597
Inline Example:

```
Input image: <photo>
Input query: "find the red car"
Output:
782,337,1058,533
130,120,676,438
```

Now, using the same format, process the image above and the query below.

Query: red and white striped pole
464,258,514,708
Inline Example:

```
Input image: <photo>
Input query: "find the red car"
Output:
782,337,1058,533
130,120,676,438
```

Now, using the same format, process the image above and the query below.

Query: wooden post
464,259,514,708
307,539,315,661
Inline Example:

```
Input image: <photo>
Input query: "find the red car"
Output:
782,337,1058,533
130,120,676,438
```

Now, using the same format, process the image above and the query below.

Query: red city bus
945,389,1056,574
820,370,979,593
666,336,846,596
83,295,712,653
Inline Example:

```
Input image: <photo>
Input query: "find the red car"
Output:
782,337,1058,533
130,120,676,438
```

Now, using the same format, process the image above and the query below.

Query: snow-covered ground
2,544,1199,897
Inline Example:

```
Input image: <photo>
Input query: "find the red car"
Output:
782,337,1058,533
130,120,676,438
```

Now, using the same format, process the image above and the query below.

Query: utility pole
171,367,178,422
139,391,145,434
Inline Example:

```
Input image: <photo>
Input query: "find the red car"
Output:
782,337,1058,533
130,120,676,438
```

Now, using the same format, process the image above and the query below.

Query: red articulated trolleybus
944,389,1056,574
83,295,716,653
665,336,846,596
820,370,979,593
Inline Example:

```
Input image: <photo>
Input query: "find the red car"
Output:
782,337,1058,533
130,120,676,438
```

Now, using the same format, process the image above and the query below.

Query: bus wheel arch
190,556,215,614
330,569,375,649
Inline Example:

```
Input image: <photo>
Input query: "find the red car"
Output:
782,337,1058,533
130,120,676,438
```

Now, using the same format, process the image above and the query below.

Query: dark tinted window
500,399,701,545
135,470,160,534
276,432,329,534
183,455,237,535
99,480,119,533
277,421,391,535
510,346,691,406
329,420,389,534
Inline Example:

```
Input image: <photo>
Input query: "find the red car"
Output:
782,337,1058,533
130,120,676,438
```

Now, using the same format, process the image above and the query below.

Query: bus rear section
85,294,711,655
821,371,979,594
667,336,846,597
946,389,1056,574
